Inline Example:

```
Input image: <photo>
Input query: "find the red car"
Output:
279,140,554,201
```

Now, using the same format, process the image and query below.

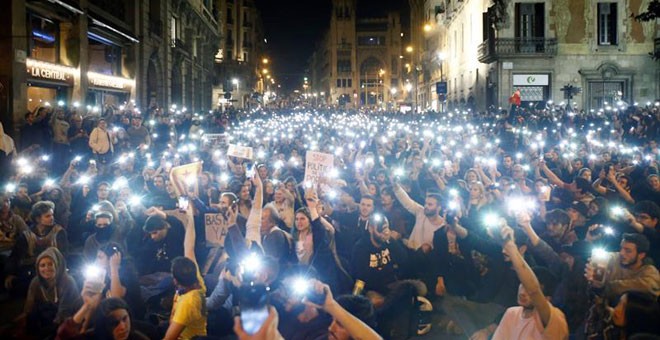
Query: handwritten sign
205,213,229,247
203,133,227,147
227,144,254,160
304,151,334,187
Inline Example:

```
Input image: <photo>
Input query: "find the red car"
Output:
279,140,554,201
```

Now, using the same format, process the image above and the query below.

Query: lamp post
232,78,240,108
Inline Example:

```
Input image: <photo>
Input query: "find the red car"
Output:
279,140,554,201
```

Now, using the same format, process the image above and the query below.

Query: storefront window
88,34,122,76
28,14,59,63
27,86,65,112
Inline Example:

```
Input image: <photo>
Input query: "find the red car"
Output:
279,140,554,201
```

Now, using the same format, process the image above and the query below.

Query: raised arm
392,182,423,215
540,162,567,188
245,171,263,247
501,225,552,327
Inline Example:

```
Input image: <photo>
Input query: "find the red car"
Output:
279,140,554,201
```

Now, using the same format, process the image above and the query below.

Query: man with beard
146,175,176,209
585,233,660,299
126,115,150,150
325,195,377,259
542,209,577,250
137,209,185,275
83,211,125,260
392,182,444,252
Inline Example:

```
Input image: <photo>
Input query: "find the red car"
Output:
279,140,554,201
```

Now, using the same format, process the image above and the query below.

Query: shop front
86,72,134,108
26,58,76,112
512,74,550,108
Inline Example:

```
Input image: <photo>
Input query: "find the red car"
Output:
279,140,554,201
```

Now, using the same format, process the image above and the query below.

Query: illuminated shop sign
87,72,135,91
26,58,75,85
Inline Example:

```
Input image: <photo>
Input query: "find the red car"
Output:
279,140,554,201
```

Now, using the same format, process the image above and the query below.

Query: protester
1,101,659,339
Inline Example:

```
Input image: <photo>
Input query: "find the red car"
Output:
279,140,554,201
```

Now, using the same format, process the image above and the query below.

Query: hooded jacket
24,247,81,324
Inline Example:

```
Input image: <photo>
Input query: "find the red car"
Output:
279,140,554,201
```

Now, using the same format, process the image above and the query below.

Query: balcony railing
171,38,188,51
478,37,558,63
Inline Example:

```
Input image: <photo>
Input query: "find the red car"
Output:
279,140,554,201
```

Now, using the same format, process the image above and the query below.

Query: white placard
304,151,334,186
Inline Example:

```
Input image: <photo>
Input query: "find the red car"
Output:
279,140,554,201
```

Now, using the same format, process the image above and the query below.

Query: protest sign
304,151,334,187
227,144,254,160
204,213,229,247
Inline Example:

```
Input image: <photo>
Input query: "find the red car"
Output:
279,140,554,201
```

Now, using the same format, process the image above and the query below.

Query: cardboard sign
205,213,229,247
227,144,254,160
304,151,334,187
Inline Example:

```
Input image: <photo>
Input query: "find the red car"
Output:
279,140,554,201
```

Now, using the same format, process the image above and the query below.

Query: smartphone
246,164,255,178
241,307,269,335
178,196,189,211
84,265,106,294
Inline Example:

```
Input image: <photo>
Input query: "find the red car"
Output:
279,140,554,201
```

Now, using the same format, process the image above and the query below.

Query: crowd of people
0,100,658,340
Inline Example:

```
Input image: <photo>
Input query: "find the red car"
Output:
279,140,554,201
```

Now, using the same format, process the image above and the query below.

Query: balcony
478,38,558,63
243,21,252,28
171,38,189,51
242,42,252,49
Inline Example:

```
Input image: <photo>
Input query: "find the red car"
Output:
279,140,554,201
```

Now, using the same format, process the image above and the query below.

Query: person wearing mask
83,212,125,261
22,247,81,338
492,224,569,339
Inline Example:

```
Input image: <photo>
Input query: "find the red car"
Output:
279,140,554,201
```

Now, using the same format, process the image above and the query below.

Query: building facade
0,0,220,142
415,0,659,112
310,0,404,109
213,0,265,109
139,0,220,113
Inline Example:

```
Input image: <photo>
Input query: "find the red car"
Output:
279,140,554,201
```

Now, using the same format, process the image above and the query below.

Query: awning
45,0,83,15
88,15,139,44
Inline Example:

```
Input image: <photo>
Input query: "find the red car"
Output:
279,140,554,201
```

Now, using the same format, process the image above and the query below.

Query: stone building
414,0,659,112
0,0,220,143
310,0,404,109
213,0,265,109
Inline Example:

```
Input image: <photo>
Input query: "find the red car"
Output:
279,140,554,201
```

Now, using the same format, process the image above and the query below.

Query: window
227,8,233,23
598,2,617,45
357,36,385,46
337,60,351,73
342,79,347,87
337,79,342,88
243,52,248,61
28,13,59,62
347,79,352,87
515,3,544,38
170,16,178,45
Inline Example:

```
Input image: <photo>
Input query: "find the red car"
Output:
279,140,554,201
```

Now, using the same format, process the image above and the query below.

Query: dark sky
255,0,406,93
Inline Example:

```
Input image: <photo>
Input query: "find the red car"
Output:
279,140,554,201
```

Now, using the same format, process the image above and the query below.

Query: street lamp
423,23,432,32
262,58,269,64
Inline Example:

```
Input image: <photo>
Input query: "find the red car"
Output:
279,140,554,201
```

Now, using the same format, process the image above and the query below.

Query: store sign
513,74,549,86
26,59,75,85
88,72,134,91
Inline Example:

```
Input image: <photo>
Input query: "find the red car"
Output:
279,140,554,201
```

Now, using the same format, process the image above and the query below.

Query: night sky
255,0,407,93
